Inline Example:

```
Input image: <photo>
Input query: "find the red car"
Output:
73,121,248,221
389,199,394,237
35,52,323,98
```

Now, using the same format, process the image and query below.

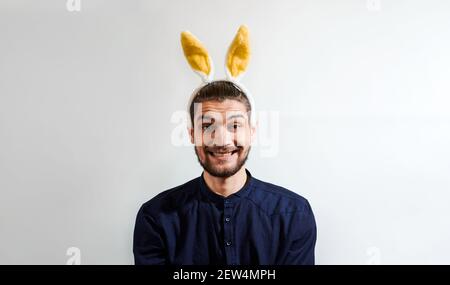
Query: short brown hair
189,80,252,126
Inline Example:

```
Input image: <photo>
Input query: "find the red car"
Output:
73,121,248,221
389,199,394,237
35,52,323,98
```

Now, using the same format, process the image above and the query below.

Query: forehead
194,99,249,121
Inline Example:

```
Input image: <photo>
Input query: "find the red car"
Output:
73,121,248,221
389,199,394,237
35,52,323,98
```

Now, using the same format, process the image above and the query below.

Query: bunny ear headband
180,25,256,128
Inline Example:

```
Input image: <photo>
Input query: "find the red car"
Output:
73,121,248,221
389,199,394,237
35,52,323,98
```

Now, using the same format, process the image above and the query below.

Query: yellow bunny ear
225,25,251,80
180,31,213,82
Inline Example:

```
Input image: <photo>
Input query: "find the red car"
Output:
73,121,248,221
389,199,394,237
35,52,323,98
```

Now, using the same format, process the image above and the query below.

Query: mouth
207,149,239,158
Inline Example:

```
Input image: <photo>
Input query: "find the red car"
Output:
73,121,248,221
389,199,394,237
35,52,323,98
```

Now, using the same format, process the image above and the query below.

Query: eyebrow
197,115,213,122
227,114,246,120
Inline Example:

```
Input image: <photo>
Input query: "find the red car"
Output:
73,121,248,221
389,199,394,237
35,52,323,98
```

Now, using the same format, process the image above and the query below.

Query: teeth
210,151,236,157
214,152,231,156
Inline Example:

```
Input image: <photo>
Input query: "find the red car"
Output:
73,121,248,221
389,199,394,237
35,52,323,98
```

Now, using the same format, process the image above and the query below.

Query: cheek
196,146,206,159
193,128,204,146
234,130,251,147
194,129,215,147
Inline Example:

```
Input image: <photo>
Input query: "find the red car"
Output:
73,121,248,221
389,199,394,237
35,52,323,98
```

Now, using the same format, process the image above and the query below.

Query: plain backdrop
1,0,450,264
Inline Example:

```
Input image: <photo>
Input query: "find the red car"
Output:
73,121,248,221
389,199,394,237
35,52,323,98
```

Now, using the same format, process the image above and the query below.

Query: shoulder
138,177,200,218
248,177,313,216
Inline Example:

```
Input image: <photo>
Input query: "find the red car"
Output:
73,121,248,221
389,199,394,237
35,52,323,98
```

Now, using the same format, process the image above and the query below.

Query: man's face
190,99,256,178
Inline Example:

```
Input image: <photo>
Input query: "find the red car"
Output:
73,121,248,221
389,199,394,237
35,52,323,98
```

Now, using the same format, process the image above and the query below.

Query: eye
228,123,242,131
202,124,214,131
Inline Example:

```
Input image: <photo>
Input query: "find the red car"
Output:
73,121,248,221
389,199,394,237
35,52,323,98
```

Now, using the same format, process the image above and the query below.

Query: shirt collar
199,168,254,203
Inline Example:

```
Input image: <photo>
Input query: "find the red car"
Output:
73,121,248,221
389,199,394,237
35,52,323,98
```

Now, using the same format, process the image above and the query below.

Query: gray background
1,0,450,264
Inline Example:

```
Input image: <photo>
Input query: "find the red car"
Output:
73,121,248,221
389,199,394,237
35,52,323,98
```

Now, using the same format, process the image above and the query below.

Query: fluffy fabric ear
180,31,214,82
225,25,251,81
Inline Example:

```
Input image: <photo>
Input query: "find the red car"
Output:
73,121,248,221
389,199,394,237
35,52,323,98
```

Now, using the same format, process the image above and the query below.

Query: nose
212,125,233,147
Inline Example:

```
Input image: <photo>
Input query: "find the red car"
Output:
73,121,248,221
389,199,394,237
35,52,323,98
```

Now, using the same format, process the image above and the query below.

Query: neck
203,167,248,197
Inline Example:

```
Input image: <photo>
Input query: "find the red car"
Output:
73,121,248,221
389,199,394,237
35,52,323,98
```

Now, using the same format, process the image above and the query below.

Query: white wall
1,0,450,264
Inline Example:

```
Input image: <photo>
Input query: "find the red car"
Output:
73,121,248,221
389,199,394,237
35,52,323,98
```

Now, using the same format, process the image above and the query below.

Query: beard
194,145,251,178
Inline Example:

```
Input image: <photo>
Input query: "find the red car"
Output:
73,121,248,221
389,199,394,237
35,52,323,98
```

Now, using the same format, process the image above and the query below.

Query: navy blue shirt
133,169,316,265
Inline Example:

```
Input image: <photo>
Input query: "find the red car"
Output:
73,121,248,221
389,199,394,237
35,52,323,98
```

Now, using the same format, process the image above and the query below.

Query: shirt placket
223,198,237,265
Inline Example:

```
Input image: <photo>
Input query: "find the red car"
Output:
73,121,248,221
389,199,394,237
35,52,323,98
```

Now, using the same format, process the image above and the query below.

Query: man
133,26,316,265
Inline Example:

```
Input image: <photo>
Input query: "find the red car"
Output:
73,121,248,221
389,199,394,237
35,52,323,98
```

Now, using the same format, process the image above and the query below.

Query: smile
207,149,239,157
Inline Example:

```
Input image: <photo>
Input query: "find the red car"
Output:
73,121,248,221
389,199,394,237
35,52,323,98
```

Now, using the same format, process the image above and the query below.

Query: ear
181,31,214,82
188,127,194,144
225,25,251,81
250,119,257,144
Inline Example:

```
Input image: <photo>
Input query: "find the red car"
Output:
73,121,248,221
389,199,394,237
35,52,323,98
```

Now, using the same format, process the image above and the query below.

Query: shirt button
225,217,231,223
226,241,232,246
